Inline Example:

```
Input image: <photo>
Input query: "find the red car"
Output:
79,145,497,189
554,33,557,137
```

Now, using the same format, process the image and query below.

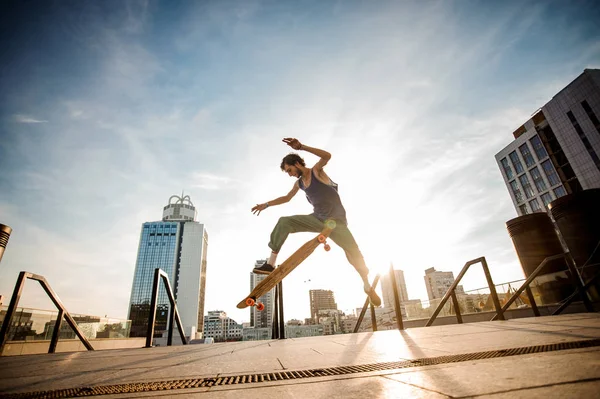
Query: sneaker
253,263,275,275
364,287,382,307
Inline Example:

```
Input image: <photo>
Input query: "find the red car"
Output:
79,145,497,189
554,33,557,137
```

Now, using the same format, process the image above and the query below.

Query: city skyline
1,1,599,324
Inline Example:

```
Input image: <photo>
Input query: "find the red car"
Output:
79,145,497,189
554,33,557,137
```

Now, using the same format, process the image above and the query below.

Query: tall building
381,267,409,308
309,289,337,322
495,69,600,216
128,195,208,339
249,260,275,329
203,311,243,342
423,267,464,301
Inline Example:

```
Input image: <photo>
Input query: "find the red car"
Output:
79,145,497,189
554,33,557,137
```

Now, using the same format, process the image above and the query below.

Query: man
251,138,381,306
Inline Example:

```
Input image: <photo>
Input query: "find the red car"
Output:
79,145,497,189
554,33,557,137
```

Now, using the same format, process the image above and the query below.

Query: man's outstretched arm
282,138,331,170
251,182,300,216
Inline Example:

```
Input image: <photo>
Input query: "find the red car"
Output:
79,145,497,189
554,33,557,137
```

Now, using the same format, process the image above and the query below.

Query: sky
0,0,599,325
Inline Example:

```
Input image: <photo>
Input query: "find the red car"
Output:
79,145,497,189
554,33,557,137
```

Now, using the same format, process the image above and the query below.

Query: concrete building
309,289,338,323
203,311,243,342
381,267,409,319
249,260,275,329
495,69,600,215
424,267,464,302
128,194,208,339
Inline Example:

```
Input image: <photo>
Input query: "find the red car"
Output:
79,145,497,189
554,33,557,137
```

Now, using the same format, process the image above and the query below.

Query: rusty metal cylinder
0,224,12,264
549,189,600,300
506,213,567,277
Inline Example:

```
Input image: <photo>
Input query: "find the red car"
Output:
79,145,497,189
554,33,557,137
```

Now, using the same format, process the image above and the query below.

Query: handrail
0,271,94,354
353,274,380,333
491,253,594,321
145,268,187,347
426,257,504,327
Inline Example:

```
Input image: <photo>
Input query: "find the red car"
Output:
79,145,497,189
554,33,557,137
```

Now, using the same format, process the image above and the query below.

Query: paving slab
0,313,599,398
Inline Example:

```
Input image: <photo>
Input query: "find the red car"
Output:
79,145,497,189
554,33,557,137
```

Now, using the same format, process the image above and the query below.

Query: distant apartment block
381,267,409,309
424,267,464,301
309,289,338,322
495,69,600,215
203,311,242,342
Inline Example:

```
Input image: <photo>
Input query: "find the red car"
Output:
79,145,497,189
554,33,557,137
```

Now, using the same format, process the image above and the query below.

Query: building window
529,166,547,192
540,192,553,207
519,204,528,215
519,143,536,168
541,160,560,186
530,135,548,161
581,100,600,133
519,174,535,198
509,151,524,174
567,110,600,172
510,180,523,203
529,198,541,212
554,186,567,198
500,157,514,180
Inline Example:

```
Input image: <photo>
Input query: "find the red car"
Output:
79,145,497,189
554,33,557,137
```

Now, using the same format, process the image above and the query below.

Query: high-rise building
128,195,208,339
495,69,600,216
309,289,337,322
249,260,275,329
381,267,409,308
423,267,464,301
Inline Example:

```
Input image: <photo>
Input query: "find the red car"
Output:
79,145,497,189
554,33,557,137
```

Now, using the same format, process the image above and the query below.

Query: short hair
280,153,305,170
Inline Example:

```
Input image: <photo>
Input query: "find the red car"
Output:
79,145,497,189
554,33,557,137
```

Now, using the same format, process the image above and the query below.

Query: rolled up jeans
268,214,369,278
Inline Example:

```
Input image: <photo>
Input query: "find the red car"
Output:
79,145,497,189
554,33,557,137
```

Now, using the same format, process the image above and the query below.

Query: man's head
280,153,306,178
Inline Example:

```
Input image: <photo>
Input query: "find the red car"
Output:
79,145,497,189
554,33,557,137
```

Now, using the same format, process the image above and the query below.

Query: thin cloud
14,114,48,123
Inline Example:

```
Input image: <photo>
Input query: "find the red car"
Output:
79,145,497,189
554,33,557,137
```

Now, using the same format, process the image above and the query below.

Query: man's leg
254,215,323,274
329,224,382,306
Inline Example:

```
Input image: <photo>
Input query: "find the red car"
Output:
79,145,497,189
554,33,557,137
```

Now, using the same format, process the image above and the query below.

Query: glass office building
128,195,208,338
495,69,600,216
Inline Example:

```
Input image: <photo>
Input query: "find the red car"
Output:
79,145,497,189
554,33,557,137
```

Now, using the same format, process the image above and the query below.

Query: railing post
451,292,463,324
48,309,64,353
0,271,27,353
481,258,505,321
370,303,377,332
564,252,594,312
525,286,540,316
353,275,380,333
278,281,285,339
388,264,405,330
272,284,279,339
145,269,161,348
161,273,187,345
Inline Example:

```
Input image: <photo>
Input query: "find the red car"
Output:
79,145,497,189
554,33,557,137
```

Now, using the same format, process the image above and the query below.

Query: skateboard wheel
256,302,265,311
318,234,326,243
324,244,331,251
245,298,255,307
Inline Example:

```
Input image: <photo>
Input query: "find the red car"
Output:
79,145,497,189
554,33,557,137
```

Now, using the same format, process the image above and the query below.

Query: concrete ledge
0,337,146,356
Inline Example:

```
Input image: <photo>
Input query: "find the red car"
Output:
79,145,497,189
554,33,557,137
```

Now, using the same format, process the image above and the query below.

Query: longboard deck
237,220,336,309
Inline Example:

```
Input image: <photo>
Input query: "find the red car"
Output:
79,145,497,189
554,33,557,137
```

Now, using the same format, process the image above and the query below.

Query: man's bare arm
282,138,331,170
251,182,300,216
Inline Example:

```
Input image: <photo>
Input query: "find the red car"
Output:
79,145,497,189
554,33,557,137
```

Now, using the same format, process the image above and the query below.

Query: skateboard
237,219,337,310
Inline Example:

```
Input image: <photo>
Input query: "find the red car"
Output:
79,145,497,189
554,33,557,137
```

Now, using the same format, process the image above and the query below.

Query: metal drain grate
5,338,600,398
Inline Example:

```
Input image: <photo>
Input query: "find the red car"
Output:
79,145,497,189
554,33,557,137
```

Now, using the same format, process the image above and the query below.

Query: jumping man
251,138,381,306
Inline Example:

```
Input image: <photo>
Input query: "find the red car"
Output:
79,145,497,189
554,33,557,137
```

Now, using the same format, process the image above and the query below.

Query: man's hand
251,203,269,216
283,138,302,150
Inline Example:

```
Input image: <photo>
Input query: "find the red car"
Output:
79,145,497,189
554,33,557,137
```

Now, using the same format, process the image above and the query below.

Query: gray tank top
298,169,347,225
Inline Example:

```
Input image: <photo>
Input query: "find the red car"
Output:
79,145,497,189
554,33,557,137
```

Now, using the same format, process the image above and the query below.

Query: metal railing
354,274,381,333
491,253,595,321
0,271,94,354
426,257,505,326
145,268,187,348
